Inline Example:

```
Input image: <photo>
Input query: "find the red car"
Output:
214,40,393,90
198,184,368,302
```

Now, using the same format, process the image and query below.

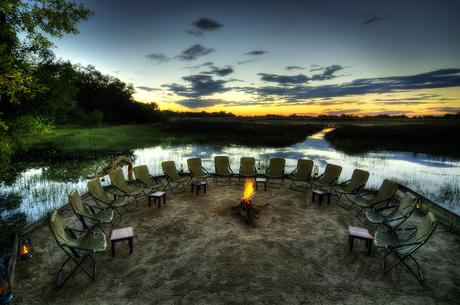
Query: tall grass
325,122,460,159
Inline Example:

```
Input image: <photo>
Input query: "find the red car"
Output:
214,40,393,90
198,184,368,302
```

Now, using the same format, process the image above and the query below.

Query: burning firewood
232,178,258,226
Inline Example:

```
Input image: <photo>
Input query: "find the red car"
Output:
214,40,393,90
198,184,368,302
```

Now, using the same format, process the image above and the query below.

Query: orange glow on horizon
134,87,460,117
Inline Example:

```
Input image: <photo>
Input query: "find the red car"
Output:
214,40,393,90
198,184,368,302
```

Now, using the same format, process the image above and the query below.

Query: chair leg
381,250,425,284
57,254,96,289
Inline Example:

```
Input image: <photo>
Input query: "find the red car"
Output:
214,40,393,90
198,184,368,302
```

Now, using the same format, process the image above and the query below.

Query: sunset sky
51,0,460,116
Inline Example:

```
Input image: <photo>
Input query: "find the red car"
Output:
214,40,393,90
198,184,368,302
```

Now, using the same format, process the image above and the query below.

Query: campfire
232,178,258,226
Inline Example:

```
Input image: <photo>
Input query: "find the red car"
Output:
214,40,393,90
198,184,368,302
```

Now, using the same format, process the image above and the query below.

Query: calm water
1,128,460,225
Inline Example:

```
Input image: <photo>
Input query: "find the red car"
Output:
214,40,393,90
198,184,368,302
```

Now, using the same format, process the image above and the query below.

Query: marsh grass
325,123,460,159
20,121,325,159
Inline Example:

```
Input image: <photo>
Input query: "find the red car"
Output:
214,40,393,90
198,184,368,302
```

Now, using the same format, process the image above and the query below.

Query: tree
0,0,92,179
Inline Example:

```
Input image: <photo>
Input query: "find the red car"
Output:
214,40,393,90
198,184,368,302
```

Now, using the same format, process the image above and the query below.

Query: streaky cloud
286,66,305,70
362,14,382,25
253,68,460,100
136,86,159,92
311,65,344,81
245,50,268,56
164,74,228,98
258,73,309,85
177,44,215,61
192,18,223,31
203,65,234,76
145,52,170,62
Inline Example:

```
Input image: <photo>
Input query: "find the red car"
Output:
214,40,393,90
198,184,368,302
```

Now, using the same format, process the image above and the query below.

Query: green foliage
0,0,92,181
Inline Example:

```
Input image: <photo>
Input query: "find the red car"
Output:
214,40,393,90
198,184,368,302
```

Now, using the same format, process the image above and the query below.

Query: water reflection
1,128,459,225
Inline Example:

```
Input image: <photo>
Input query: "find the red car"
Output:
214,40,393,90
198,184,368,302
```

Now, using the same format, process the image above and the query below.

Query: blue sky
50,0,460,115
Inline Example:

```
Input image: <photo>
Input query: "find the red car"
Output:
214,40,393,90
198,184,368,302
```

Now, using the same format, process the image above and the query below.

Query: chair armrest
337,179,351,186
65,227,90,238
106,188,125,197
314,173,324,180
375,205,398,212
385,241,421,249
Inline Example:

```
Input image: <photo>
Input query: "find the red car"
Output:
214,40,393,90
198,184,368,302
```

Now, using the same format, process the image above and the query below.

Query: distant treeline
162,119,324,147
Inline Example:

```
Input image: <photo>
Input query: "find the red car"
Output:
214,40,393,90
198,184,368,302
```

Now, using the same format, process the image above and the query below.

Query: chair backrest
215,156,231,175
397,193,417,217
162,161,181,181
133,165,155,186
343,169,369,193
318,164,342,185
267,158,285,176
239,157,256,175
69,189,91,218
187,158,205,177
87,178,112,203
415,211,437,243
293,159,313,180
49,210,70,246
109,169,130,192
371,179,398,204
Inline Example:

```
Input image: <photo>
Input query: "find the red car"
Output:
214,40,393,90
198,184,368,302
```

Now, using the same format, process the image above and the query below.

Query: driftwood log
93,155,134,180
232,202,257,226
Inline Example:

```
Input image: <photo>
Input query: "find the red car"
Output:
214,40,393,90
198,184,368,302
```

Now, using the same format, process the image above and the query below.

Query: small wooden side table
191,180,207,195
256,177,267,191
149,191,166,208
110,226,134,257
312,189,331,205
348,226,374,256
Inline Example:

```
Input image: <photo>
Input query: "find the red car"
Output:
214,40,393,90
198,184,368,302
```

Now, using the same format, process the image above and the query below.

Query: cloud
286,66,305,70
202,65,234,76
252,68,460,100
258,73,309,85
186,17,223,36
238,59,257,65
145,52,170,62
311,65,344,81
427,107,460,113
175,99,223,108
245,50,268,56
136,86,159,92
362,15,382,25
184,62,214,69
177,44,215,61
164,74,228,98
192,18,223,31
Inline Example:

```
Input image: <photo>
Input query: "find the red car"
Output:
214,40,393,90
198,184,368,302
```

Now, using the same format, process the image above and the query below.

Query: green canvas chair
332,169,369,209
239,157,256,182
365,193,418,231
87,178,128,220
354,179,398,219
265,158,286,187
289,159,314,188
49,210,107,289
214,156,233,185
187,158,211,182
133,165,165,195
109,168,143,209
311,163,342,189
374,211,437,284
69,190,113,233
161,161,189,192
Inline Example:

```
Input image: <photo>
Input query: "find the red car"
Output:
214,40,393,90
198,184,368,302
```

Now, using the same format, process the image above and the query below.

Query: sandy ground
13,179,460,305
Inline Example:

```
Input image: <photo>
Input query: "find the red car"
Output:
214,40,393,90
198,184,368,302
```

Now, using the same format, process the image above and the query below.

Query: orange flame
21,244,30,256
242,178,256,204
